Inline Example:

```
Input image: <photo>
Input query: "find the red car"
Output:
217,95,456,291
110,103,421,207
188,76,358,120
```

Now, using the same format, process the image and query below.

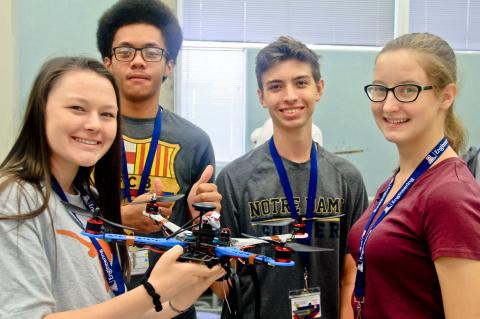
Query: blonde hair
378,32,466,153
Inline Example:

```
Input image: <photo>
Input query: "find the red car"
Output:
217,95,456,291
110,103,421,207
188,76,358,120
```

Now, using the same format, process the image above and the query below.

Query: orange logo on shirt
56,229,113,291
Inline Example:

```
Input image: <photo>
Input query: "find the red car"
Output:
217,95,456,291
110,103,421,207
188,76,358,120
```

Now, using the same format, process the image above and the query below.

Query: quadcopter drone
139,195,336,260
63,194,341,319
63,196,321,268
141,201,309,250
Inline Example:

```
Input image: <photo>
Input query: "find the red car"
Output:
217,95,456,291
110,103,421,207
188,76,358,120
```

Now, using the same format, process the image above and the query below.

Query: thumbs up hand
187,165,222,219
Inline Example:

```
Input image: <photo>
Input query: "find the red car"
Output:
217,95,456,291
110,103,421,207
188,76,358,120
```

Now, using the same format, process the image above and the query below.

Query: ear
103,57,112,72
440,83,457,110
164,59,175,78
315,79,325,102
257,88,267,109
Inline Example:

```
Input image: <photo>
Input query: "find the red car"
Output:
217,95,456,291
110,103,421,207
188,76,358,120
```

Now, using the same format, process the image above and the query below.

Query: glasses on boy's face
112,46,168,62
364,84,433,103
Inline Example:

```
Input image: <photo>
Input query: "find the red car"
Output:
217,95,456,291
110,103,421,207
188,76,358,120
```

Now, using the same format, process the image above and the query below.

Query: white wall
0,0,18,160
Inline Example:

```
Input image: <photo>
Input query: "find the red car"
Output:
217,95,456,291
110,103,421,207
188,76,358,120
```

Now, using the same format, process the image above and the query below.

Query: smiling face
371,49,453,149
258,59,323,134
104,23,173,109
45,70,118,178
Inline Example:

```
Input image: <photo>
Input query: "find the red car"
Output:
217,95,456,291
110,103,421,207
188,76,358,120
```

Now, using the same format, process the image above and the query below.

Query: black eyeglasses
364,84,433,103
112,46,168,62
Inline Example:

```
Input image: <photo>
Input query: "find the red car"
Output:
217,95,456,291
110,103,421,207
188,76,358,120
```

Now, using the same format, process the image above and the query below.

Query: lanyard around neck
269,137,318,244
121,106,162,202
51,176,126,296
354,137,449,303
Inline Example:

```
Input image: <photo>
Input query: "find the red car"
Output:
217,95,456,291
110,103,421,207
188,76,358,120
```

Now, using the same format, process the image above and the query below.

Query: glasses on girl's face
364,84,433,103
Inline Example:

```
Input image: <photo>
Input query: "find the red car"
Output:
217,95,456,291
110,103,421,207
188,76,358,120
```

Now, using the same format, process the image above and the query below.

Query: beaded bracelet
142,280,162,312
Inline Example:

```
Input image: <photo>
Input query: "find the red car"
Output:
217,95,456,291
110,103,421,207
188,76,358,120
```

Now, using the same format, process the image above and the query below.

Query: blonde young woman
346,33,480,319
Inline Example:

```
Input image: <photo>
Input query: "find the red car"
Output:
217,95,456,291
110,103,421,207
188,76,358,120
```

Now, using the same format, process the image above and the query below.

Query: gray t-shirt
0,181,114,319
217,143,368,319
122,108,215,226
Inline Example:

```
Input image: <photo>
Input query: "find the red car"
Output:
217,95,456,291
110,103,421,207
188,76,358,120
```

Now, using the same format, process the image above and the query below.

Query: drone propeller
285,242,333,252
61,201,138,232
240,233,333,253
251,214,346,227
129,193,185,205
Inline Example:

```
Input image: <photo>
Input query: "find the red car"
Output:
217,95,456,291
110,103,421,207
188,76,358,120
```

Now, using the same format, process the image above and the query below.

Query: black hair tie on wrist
142,280,162,312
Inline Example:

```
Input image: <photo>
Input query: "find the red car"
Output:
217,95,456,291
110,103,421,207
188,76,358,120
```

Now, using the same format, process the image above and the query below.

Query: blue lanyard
51,177,126,296
269,137,318,244
121,106,162,202
354,137,449,303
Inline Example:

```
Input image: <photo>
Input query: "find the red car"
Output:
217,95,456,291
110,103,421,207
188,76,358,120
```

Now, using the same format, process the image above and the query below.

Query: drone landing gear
222,264,244,319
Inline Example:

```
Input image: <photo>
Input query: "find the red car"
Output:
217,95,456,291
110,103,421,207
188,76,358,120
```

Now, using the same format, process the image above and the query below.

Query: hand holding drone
147,245,225,304
62,200,225,314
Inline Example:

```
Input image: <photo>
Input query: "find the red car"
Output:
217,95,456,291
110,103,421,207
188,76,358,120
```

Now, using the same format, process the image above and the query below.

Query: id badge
289,287,321,319
128,247,149,275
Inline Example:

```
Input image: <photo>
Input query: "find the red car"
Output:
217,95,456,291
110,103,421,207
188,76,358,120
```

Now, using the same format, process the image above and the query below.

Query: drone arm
214,246,295,267
81,232,186,249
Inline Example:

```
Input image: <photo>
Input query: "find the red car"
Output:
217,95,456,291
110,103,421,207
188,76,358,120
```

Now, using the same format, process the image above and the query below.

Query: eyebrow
116,41,163,48
265,75,311,86
67,96,118,110
265,79,283,86
372,80,420,85
293,75,312,82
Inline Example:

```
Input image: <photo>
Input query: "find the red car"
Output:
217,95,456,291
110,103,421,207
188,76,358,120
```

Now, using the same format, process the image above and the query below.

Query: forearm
339,282,354,319
45,285,160,319
141,301,182,319
339,254,356,319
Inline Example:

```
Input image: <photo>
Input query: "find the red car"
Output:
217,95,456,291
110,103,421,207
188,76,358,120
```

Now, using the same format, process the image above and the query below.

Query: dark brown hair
0,56,129,276
255,36,321,90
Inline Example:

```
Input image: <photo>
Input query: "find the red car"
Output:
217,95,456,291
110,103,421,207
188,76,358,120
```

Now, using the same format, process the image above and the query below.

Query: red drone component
146,202,161,215
219,228,232,246
85,218,104,234
274,245,293,262
292,221,306,235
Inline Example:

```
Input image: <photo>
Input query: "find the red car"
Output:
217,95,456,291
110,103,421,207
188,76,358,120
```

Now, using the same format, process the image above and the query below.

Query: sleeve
0,184,56,319
216,169,241,237
423,180,480,260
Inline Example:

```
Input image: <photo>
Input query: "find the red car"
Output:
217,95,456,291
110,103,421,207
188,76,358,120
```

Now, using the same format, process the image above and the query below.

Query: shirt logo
122,136,181,197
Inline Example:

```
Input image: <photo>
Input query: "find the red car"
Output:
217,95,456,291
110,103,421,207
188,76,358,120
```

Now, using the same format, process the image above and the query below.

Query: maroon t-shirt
348,157,480,318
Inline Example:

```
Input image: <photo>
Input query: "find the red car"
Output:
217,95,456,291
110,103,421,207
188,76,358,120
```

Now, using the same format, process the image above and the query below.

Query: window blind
409,0,480,51
182,0,394,46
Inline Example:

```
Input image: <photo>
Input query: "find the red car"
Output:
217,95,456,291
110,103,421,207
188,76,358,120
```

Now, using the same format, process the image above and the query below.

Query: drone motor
274,245,293,263
219,228,232,247
85,218,104,235
292,221,306,235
